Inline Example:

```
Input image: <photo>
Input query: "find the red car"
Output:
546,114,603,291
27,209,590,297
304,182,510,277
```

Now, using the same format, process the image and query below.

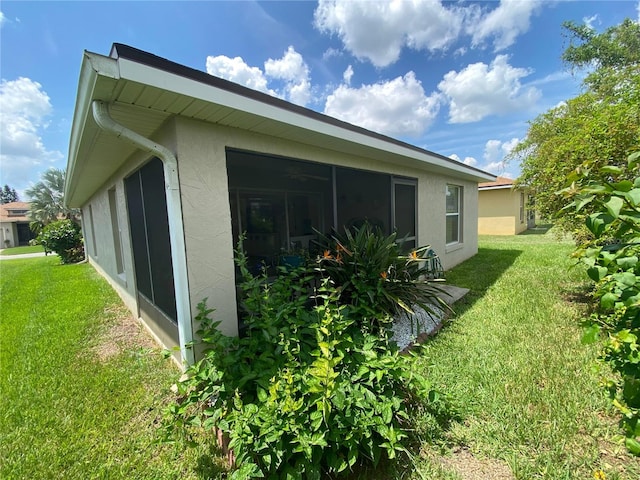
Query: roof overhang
66,44,496,207
479,185,514,191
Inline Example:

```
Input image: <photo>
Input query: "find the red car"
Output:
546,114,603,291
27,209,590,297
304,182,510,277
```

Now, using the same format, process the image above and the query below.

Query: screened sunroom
227,149,418,275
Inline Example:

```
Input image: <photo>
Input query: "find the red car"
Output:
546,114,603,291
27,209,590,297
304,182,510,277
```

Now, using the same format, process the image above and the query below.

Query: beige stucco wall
82,179,138,317
80,122,183,351
174,117,479,336
81,114,482,350
478,188,527,235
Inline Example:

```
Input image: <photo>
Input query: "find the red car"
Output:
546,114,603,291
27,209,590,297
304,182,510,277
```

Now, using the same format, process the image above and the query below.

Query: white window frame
446,184,462,246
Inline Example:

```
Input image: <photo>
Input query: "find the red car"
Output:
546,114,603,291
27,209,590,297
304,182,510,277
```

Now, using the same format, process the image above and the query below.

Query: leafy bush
38,219,84,264
563,152,640,455
164,239,450,478
315,223,447,336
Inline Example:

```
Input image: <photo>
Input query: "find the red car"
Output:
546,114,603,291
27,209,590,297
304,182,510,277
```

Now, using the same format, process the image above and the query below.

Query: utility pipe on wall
91,100,194,366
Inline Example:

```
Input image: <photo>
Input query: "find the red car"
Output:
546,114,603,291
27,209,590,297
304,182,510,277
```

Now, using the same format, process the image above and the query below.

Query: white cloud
449,153,478,167
464,157,479,167
438,55,541,123
583,14,599,30
0,11,5,27
324,72,440,137
314,0,463,67
206,47,311,106
342,65,354,85
314,1,546,67
264,46,311,106
206,55,274,94
0,77,63,191
482,161,505,174
480,137,519,174
322,47,343,61
467,0,543,51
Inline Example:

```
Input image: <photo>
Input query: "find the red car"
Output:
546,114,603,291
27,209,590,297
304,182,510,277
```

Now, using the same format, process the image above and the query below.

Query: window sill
445,242,464,253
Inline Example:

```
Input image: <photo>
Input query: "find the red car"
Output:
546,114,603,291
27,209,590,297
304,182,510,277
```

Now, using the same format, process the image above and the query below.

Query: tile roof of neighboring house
0,202,31,222
478,176,517,190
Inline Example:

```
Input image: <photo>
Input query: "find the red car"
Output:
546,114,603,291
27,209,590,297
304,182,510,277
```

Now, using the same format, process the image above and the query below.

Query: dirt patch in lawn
438,447,515,480
91,304,158,362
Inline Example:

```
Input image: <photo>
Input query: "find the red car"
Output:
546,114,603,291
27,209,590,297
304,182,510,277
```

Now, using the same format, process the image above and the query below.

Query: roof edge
110,43,494,181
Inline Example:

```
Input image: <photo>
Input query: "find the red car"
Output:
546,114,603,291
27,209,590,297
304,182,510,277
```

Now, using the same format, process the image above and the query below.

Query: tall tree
25,168,80,227
0,185,19,204
511,18,640,237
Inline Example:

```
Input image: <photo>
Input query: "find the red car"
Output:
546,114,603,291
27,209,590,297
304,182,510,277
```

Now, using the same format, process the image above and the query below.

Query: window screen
124,158,177,322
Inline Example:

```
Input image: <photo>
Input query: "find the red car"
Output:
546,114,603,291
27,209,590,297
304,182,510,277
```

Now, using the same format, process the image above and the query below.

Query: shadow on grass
519,223,553,235
443,247,522,316
194,443,228,479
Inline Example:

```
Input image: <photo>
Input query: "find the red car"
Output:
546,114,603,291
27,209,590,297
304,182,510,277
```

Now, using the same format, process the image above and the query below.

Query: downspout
91,100,194,366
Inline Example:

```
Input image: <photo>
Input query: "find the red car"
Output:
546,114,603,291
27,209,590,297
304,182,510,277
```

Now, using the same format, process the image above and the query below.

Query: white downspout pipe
92,100,194,366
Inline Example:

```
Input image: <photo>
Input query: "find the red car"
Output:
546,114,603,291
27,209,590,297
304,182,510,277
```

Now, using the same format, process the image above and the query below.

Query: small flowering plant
315,223,448,335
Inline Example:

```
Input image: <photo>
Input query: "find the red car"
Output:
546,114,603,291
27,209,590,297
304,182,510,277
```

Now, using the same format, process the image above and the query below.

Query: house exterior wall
79,120,179,348
1,222,18,248
478,188,527,235
83,120,197,354
80,114,481,350
173,117,479,337
82,180,138,316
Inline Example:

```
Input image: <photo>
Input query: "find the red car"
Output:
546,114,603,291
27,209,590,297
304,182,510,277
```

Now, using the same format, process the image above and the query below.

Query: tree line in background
0,185,19,204
513,18,639,455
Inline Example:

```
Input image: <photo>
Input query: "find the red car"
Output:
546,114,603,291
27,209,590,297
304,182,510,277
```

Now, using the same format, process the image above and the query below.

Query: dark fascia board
109,43,495,180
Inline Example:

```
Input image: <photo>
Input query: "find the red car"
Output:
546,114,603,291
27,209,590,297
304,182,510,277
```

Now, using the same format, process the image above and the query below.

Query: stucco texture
174,117,480,336
478,188,527,235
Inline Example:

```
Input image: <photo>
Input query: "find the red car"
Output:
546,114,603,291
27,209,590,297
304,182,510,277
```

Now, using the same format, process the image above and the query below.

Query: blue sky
1,0,638,198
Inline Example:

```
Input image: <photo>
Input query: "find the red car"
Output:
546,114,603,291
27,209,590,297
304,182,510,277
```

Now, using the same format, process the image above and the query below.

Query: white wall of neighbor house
1,222,18,248
174,116,480,337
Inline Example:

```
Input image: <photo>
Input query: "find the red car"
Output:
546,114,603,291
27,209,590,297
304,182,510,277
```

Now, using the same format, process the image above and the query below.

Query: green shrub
38,219,84,264
563,152,640,455
164,241,450,478
315,223,447,336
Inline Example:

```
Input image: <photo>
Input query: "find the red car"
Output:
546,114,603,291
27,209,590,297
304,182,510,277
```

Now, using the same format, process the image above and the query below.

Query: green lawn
0,244,44,255
0,257,223,479
1,233,638,479
413,231,640,479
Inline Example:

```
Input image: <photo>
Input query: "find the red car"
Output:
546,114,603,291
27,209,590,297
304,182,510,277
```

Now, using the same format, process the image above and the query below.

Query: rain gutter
91,100,194,366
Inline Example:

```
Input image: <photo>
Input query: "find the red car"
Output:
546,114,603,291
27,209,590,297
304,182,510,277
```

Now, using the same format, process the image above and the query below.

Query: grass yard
0,244,44,255
0,257,223,479
412,231,640,479
1,232,638,479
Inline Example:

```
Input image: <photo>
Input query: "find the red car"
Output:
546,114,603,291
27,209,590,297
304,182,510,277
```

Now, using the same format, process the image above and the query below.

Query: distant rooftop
478,176,517,190
0,202,31,222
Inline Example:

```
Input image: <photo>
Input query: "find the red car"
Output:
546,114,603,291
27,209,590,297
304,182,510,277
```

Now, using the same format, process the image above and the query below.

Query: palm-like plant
25,168,80,228
315,223,448,334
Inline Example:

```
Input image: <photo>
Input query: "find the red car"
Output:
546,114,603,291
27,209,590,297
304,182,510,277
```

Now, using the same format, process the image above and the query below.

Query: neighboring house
478,177,535,235
65,44,495,364
0,202,35,248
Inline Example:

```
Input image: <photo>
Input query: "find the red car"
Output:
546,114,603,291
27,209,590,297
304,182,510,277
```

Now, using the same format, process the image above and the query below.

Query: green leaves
570,152,640,455
586,212,614,238
605,196,624,218
315,223,447,335
587,265,608,282
164,244,448,476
